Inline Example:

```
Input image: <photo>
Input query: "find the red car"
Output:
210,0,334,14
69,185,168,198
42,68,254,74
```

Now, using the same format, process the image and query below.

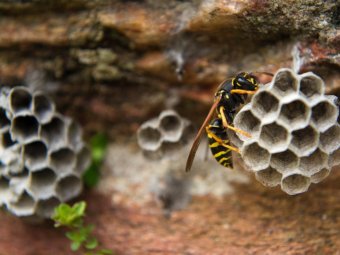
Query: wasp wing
185,96,221,172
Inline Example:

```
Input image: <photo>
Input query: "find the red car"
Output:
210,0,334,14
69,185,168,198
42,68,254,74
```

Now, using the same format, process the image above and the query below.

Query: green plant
84,133,108,188
52,201,113,255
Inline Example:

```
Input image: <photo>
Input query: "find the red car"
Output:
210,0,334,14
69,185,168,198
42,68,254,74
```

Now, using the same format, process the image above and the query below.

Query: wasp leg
205,126,240,153
219,107,252,138
230,89,256,95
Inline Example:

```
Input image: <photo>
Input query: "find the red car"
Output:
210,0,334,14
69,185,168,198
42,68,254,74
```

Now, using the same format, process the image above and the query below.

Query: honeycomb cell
56,175,82,201
161,141,182,157
40,116,66,150
299,74,324,103
255,167,282,187
270,150,299,174
0,107,10,130
299,148,328,175
234,106,261,138
251,90,280,123
328,149,340,168
0,177,10,205
242,142,270,171
290,126,319,157
319,125,340,154
311,100,338,132
278,100,310,130
310,168,330,184
29,167,57,199
1,131,16,148
75,146,91,175
271,69,298,98
8,192,35,216
137,124,162,151
32,93,55,124
23,141,47,169
8,87,32,115
11,115,39,142
49,148,76,175
159,110,183,142
67,121,82,152
281,173,310,195
259,122,289,153
36,197,60,218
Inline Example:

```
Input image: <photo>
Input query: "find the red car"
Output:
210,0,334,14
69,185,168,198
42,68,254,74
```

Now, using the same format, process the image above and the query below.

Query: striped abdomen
207,134,233,168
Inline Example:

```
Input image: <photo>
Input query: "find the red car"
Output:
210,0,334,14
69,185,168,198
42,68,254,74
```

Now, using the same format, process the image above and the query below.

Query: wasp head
233,72,259,91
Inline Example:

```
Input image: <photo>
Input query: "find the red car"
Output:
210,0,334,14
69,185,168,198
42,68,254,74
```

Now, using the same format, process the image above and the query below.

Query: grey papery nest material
0,87,90,219
231,68,339,195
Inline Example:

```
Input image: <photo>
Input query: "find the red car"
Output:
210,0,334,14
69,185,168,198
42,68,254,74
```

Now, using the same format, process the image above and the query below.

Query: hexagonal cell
281,173,311,195
310,168,330,184
259,122,290,153
23,141,48,169
278,100,310,130
234,107,261,139
1,131,16,148
49,148,76,176
0,107,10,131
40,116,66,150
290,126,319,157
255,167,282,187
161,141,182,157
159,110,183,142
8,87,32,115
271,69,298,98
75,146,91,175
56,175,82,201
251,90,280,123
32,93,55,124
328,149,340,168
319,125,340,154
242,142,270,171
29,167,57,199
299,74,324,103
311,100,338,132
36,197,60,218
67,121,83,152
8,192,35,216
11,115,39,142
0,177,10,205
137,124,162,151
299,148,328,175
270,150,299,174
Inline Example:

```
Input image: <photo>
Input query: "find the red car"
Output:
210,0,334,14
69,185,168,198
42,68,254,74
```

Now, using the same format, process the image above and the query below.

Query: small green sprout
52,201,113,255
84,133,108,187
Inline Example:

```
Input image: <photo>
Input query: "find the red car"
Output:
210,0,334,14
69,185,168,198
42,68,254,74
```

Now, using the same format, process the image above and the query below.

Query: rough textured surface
0,1,339,138
0,86,90,219
233,68,339,195
0,167,339,255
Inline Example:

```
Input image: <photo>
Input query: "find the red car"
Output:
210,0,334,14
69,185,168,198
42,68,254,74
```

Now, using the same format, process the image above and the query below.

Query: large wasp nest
137,110,192,159
232,68,339,195
0,87,90,219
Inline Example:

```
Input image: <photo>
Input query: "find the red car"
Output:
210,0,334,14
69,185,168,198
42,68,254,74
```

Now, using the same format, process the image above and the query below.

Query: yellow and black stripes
207,134,233,168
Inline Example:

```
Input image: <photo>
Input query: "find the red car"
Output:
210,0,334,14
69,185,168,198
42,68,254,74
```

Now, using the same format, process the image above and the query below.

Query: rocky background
0,0,339,254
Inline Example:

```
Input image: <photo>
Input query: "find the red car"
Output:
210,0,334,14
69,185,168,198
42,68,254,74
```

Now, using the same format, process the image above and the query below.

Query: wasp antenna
185,96,221,172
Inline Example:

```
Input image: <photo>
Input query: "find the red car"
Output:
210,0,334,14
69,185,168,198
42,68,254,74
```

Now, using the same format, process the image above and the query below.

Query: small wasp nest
137,110,192,159
232,68,339,195
0,87,90,219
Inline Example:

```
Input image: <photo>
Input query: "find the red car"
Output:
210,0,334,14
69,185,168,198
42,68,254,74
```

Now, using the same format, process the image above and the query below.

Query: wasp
185,71,273,172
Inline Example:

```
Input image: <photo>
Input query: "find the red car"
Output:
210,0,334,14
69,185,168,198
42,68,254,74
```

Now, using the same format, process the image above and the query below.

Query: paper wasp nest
232,68,339,195
137,110,192,159
0,87,90,219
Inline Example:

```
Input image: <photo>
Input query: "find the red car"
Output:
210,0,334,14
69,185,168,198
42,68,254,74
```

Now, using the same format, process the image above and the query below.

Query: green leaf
90,133,108,163
85,237,98,249
71,241,81,251
83,164,101,188
98,249,114,255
